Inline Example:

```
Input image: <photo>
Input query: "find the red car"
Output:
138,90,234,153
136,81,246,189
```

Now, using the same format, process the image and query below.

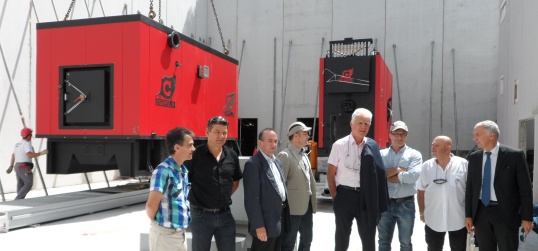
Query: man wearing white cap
278,122,317,251
377,121,423,251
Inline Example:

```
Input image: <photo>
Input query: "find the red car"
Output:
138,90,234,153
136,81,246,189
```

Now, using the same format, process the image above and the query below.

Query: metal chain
64,0,76,21
149,0,156,19
158,0,162,24
210,0,229,55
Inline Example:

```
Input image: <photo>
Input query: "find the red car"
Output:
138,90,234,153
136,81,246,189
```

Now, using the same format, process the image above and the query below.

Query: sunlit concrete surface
1,183,536,250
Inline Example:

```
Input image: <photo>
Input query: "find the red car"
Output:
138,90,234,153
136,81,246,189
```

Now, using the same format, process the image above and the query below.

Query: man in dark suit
465,120,533,251
244,128,290,251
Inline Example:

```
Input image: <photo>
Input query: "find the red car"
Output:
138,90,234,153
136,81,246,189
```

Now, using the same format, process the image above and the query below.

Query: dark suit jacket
465,144,533,228
243,151,291,237
360,138,389,226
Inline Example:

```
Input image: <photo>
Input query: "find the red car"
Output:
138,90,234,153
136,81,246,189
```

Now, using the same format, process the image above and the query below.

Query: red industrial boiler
36,14,238,177
318,38,392,152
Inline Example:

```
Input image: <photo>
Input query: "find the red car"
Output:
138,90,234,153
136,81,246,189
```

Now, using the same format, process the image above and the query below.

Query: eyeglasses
433,167,447,184
297,131,311,136
207,116,228,127
344,154,361,170
391,132,408,138
520,228,527,242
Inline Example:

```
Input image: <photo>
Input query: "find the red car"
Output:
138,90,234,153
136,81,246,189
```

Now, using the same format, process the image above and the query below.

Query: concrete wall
0,0,501,193
498,0,538,200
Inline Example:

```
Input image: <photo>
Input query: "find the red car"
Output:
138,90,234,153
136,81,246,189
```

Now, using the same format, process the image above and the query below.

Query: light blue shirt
380,145,423,198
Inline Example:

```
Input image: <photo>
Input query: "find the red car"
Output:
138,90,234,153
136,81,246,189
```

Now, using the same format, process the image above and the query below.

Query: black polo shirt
185,144,242,209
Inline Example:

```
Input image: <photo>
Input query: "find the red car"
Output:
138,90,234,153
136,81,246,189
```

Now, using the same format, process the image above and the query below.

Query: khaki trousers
149,222,187,251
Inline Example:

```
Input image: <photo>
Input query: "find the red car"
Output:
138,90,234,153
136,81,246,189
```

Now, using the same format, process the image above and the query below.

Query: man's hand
386,167,407,183
522,220,533,234
419,214,425,223
256,227,268,241
465,218,474,232
6,165,13,174
39,149,49,156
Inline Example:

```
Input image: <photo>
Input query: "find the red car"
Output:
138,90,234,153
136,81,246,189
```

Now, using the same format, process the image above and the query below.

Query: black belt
479,200,499,207
338,185,360,191
191,205,230,213
390,195,414,203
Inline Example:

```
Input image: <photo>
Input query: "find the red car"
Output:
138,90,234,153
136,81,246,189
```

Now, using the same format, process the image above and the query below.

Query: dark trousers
251,234,283,251
474,203,518,251
424,225,467,251
250,204,287,251
333,187,376,251
282,198,313,251
190,207,236,251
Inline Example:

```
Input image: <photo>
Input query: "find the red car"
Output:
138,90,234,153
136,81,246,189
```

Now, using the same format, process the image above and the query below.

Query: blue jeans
190,207,236,251
377,198,415,251
281,200,313,251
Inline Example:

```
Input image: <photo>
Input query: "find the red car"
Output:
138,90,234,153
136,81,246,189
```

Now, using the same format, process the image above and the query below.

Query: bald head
431,136,452,160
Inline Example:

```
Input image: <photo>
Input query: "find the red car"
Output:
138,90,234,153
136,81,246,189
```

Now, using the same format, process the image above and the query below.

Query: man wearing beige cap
378,121,423,251
278,122,317,251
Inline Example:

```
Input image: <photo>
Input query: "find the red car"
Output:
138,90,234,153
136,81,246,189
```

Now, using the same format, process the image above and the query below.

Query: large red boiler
36,14,238,176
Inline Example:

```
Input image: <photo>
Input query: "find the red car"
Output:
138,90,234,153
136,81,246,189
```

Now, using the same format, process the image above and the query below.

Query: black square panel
60,65,113,128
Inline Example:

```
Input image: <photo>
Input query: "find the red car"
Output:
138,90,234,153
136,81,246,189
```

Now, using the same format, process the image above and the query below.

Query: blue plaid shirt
149,156,190,229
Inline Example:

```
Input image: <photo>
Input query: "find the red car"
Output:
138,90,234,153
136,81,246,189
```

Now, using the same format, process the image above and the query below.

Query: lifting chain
149,0,156,19
158,0,163,24
64,0,76,21
210,0,229,55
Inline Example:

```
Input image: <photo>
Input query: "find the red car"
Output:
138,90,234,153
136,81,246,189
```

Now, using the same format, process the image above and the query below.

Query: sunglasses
520,228,527,242
433,167,447,184
433,178,448,185
208,116,228,127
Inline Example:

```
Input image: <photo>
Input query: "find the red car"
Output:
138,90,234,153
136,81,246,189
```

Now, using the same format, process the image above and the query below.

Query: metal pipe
392,44,403,120
452,48,459,155
103,171,110,188
429,41,434,151
238,40,245,78
0,176,4,201
312,37,324,139
83,173,92,191
273,37,277,130
0,20,48,197
278,40,292,150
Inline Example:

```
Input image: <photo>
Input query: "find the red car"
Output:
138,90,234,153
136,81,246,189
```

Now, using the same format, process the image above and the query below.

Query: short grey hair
351,108,373,123
474,120,500,139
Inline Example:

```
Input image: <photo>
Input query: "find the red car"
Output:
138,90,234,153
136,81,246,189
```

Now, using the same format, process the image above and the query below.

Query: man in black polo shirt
186,116,243,251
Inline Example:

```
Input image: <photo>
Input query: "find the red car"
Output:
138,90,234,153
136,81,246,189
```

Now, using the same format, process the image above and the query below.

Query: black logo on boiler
155,76,176,108
223,92,235,117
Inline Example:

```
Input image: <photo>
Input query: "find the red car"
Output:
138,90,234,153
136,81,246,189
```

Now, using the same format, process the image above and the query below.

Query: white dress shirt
327,134,366,187
416,155,468,232
261,151,287,202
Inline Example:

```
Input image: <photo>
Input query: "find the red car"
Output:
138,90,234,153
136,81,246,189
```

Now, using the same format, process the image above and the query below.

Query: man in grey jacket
278,122,317,251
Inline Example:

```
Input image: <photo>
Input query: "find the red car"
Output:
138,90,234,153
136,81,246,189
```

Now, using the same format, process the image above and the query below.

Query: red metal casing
36,15,238,139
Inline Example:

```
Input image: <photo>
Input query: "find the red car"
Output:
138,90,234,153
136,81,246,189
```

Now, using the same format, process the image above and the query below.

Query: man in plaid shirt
146,127,196,251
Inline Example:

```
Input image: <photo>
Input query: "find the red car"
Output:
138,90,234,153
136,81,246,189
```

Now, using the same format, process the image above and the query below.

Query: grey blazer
277,146,317,215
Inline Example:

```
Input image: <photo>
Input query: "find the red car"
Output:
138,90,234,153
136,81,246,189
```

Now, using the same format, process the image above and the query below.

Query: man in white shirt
8,128,48,200
327,108,388,251
416,136,468,251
